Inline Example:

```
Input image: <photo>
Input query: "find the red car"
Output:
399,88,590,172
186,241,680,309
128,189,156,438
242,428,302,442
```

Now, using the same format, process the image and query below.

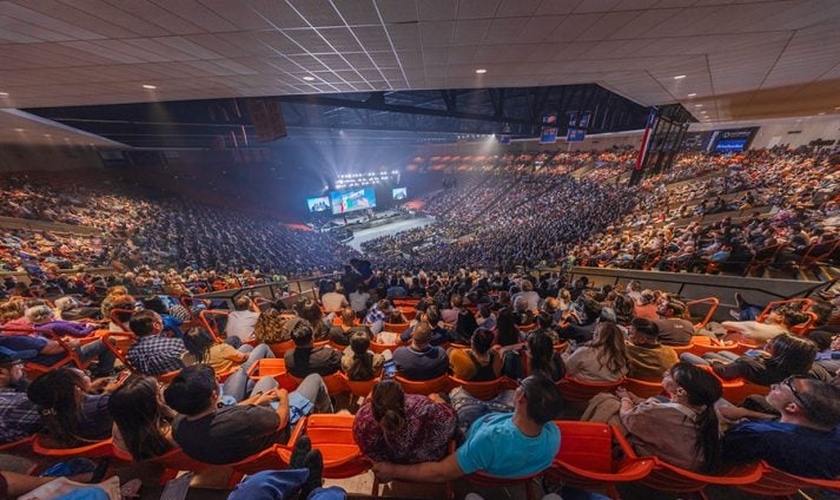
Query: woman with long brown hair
564,321,629,381
352,379,455,463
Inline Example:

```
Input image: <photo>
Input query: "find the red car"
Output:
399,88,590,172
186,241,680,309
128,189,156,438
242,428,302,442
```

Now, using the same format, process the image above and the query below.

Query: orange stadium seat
199,309,228,343
32,435,116,461
622,377,664,399
737,461,840,497
339,373,380,400
640,457,763,498
448,376,514,400
556,377,625,404
686,297,719,329
0,436,33,453
295,414,369,479
546,422,653,498
267,339,296,357
394,374,449,395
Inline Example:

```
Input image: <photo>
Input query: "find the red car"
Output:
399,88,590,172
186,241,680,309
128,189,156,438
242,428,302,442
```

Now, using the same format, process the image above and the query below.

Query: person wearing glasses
721,376,840,479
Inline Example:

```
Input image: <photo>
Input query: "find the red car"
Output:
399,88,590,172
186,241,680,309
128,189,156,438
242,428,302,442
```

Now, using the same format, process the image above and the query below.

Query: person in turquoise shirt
371,374,562,482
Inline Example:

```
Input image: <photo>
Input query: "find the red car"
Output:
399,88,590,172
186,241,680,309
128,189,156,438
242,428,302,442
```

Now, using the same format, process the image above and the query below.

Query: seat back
554,421,614,473
369,340,400,354
557,377,624,403
289,372,347,395
394,374,450,394
199,309,229,343
229,444,291,477
32,435,114,459
108,309,136,333
247,358,288,380
622,377,664,399
267,339,296,357
301,414,369,479
449,376,513,400
738,461,840,497
383,322,410,332
340,373,380,399
685,297,719,329
641,457,764,493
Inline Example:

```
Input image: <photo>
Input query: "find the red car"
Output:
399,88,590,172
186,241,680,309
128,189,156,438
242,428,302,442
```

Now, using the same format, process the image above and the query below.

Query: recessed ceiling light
475,68,488,74
818,112,826,116
302,76,315,81
43,134,51,137
687,93,697,97
14,128,24,132
0,92,9,97
142,84,156,90
694,104,703,108
673,75,686,80
835,106,840,110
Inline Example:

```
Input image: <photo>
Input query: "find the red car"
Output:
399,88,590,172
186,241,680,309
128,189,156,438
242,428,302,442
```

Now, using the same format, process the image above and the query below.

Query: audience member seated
108,374,175,460
296,299,330,342
353,379,456,463
557,298,601,343
100,290,135,332
720,306,810,345
512,280,540,313
626,318,678,380
494,308,523,348
127,310,187,376
165,364,331,464
329,307,372,347
0,347,41,444
182,328,274,376
141,297,185,338
633,290,659,320
392,322,448,381
253,307,292,344
653,300,695,346
25,304,97,338
53,296,99,321
27,367,120,447
349,284,371,318
0,320,116,378
681,334,828,385
372,374,562,482
563,321,629,382
399,305,451,347
504,330,566,382
582,362,722,472
448,328,501,381
283,318,341,378
225,296,259,346
320,281,348,313
364,300,394,335
722,377,840,478
341,332,384,381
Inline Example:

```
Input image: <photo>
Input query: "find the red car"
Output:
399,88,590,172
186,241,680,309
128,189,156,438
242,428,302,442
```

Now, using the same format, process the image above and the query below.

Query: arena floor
346,215,436,253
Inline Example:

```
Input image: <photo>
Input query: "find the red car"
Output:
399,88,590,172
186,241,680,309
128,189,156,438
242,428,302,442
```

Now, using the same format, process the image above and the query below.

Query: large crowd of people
2,257,840,498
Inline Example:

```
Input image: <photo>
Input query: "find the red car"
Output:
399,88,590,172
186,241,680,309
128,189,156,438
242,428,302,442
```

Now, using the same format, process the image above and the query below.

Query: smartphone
383,360,396,378
744,349,764,357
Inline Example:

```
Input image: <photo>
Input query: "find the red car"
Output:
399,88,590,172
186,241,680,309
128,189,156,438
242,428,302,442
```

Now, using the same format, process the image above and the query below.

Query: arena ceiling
1,0,840,145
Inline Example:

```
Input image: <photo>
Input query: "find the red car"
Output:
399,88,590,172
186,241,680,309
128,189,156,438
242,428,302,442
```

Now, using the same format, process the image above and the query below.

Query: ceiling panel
0,0,837,122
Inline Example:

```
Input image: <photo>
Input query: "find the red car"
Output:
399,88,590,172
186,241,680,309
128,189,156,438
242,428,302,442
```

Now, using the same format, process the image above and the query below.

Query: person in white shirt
320,282,349,313
225,296,259,346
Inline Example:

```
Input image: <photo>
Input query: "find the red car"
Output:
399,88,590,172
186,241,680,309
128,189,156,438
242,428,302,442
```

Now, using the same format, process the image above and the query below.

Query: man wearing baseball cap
0,346,41,444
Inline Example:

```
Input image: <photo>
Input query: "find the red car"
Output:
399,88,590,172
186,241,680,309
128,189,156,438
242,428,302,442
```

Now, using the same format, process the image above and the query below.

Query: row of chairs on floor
7,417,837,499
246,357,771,406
